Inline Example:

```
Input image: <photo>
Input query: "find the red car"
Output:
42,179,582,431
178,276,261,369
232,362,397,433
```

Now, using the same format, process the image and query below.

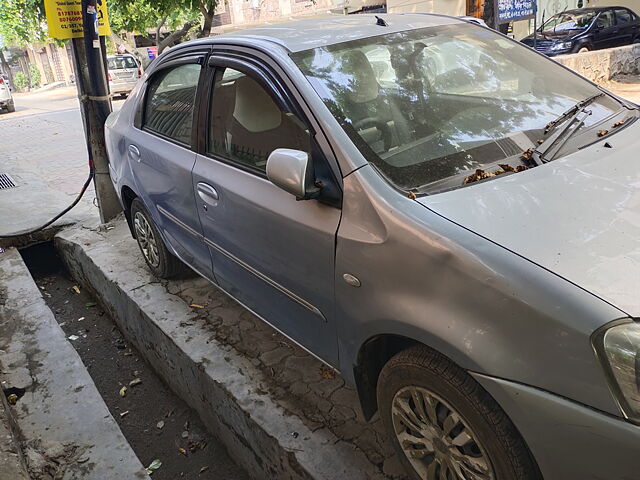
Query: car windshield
292,23,622,193
107,56,137,70
541,11,597,32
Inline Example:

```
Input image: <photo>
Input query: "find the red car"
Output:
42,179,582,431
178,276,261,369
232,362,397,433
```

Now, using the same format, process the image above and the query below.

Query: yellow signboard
44,0,111,39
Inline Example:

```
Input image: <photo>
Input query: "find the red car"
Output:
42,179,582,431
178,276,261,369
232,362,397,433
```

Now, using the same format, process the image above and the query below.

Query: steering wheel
353,117,393,151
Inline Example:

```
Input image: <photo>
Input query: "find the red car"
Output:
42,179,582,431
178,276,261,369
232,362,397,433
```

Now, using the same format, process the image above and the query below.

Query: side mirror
266,148,320,200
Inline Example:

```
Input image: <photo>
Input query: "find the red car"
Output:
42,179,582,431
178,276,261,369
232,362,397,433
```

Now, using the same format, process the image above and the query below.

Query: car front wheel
130,198,187,279
377,346,541,480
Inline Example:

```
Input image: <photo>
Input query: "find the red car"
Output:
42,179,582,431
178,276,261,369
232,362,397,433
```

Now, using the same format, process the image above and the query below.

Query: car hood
418,121,640,317
522,30,578,43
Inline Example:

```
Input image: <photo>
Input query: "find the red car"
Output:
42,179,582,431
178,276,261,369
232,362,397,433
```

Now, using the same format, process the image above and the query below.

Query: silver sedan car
105,14,640,480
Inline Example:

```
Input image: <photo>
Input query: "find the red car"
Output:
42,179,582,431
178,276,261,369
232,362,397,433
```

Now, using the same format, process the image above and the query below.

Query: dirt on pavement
22,243,249,480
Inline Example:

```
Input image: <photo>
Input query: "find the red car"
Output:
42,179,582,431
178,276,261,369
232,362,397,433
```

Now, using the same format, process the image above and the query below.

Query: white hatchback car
0,74,14,113
107,54,141,98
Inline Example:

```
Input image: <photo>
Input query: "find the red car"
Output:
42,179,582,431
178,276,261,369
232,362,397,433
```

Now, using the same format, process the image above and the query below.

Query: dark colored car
521,6,640,56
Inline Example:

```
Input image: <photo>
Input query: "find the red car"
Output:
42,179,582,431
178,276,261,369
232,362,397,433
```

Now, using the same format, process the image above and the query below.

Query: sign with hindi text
44,0,111,39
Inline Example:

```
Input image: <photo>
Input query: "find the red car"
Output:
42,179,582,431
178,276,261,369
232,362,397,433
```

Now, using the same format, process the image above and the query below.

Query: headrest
342,50,379,104
233,75,282,133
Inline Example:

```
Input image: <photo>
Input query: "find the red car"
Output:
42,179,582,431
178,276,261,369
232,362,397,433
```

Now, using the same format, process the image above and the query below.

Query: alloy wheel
133,212,160,268
391,386,495,480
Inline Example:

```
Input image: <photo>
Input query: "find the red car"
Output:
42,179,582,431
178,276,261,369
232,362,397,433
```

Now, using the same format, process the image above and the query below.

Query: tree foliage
0,0,47,46
0,0,218,50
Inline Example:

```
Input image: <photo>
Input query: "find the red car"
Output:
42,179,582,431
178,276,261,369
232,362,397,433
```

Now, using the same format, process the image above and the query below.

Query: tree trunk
0,48,14,88
198,0,217,38
158,21,196,54
110,33,145,64
155,16,168,46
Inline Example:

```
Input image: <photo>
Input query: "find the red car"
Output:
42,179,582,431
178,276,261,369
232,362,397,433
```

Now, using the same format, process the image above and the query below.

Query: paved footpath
0,88,125,242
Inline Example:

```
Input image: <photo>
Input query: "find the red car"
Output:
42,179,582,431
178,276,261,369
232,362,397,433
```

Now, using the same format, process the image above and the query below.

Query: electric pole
70,0,121,223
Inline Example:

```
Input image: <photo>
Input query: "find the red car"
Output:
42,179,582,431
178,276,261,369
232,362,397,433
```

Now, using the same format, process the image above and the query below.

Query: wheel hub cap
391,386,495,480
133,212,160,268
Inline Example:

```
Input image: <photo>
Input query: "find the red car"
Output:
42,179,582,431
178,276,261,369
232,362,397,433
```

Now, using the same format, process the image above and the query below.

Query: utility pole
70,0,121,223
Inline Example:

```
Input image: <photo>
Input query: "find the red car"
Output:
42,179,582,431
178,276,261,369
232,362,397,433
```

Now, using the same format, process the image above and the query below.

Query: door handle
128,144,141,162
196,182,219,207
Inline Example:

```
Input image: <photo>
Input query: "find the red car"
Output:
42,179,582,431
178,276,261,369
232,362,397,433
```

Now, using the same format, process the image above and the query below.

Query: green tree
0,0,47,46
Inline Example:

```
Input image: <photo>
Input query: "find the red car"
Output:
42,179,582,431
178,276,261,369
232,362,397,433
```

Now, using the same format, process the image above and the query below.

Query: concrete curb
55,223,391,480
0,247,150,480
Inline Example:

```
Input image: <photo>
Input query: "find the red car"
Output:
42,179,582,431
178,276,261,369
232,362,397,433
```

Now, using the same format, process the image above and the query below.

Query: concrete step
0,247,150,480
0,402,29,480
55,219,405,480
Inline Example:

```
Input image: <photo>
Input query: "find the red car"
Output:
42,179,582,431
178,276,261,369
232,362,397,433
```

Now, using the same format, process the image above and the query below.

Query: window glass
292,24,622,194
208,68,310,172
597,10,615,28
107,55,137,70
143,63,200,144
615,8,632,24
541,11,597,32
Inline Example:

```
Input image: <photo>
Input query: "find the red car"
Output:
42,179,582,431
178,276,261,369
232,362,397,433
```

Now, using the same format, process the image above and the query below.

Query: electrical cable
0,171,95,239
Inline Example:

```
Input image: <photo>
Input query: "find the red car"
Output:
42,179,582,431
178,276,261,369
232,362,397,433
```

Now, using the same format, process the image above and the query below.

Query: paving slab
55,218,405,480
0,247,149,480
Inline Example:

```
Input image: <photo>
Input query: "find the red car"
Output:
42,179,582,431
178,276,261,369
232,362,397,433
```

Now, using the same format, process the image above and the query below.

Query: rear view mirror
266,148,320,200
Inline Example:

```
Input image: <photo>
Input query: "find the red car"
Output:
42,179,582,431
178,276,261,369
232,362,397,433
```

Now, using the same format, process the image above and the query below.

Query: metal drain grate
0,173,16,190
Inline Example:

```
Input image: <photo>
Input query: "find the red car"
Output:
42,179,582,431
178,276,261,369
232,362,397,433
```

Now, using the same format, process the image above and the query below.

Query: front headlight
551,41,573,51
593,321,640,423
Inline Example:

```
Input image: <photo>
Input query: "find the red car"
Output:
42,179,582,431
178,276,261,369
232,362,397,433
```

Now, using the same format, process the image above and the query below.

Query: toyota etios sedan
105,14,640,480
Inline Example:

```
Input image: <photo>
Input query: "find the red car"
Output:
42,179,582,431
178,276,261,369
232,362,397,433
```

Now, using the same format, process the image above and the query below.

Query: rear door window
615,8,633,24
143,63,201,145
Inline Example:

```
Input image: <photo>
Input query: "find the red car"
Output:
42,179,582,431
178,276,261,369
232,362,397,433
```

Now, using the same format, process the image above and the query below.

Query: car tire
377,346,541,480
130,198,187,279
6,102,15,113
577,46,590,53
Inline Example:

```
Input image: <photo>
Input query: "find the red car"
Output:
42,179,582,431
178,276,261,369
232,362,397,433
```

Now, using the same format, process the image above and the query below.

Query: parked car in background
1,73,11,91
0,75,14,113
106,54,142,98
521,6,640,56
106,14,640,480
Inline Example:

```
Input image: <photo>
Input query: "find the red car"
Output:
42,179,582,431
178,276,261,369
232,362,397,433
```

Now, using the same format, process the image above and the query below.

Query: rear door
614,8,638,45
192,55,343,366
127,50,213,278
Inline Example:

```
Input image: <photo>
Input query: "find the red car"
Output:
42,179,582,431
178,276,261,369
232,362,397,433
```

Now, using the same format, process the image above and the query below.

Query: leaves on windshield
597,129,609,137
462,164,528,185
612,120,626,128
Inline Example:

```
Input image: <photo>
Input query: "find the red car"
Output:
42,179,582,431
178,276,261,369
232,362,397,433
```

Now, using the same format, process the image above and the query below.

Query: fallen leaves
85,302,97,308
190,304,205,309
72,285,80,294
613,120,626,128
319,365,335,380
463,164,528,185
156,420,165,429
129,378,142,387
199,466,209,474
145,459,162,474
597,129,609,137
119,386,128,397
7,394,18,405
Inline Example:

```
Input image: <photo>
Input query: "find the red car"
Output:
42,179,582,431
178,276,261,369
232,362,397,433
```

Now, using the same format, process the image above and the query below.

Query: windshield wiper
532,92,604,164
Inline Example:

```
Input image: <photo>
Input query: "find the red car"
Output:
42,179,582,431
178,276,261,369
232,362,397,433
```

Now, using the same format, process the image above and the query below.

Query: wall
386,0,465,15
555,43,640,83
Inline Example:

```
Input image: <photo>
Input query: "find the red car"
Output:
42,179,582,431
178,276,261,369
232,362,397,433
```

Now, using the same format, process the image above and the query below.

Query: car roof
561,6,620,14
176,13,464,53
